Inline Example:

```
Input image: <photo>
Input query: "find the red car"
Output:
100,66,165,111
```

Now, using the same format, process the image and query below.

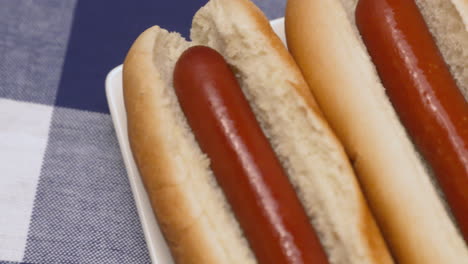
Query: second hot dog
356,0,468,242
286,0,468,263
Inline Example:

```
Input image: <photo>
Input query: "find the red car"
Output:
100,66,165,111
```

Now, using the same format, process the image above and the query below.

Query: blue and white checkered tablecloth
0,0,285,263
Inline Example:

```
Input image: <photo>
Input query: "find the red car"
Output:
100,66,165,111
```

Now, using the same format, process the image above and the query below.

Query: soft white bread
123,0,394,263
285,0,468,263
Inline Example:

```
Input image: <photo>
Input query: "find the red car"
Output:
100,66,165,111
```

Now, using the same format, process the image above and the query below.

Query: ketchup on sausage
356,0,468,241
173,46,329,264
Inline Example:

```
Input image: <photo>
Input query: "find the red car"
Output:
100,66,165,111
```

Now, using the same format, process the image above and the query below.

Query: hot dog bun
285,0,468,263
123,0,393,263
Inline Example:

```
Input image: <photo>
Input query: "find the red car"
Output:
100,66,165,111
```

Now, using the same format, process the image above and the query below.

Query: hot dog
286,0,468,263
122,0,394,263
356,0,468,241
173,45,329,264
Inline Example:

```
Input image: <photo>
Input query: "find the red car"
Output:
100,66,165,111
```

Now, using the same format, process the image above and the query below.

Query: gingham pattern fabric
0,0,285,263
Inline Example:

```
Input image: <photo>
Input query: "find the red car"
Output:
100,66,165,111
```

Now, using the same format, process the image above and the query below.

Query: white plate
105,17,286,264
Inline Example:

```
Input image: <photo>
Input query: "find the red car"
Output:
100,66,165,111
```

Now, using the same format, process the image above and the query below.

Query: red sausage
356,0,468,241
173,46,329,264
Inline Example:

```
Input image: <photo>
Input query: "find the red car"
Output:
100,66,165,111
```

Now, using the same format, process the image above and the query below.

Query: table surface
0,1,285,263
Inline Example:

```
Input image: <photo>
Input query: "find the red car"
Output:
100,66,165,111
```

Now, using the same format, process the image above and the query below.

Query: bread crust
123,27,257,264
452,0,468,30
285,0,468,263
123,27,212,264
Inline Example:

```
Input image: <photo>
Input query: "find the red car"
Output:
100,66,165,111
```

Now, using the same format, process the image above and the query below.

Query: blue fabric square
0,0,76,105
54,0,207,113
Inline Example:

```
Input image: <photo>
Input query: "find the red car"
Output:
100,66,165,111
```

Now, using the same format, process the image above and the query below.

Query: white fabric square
0,99,53,262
